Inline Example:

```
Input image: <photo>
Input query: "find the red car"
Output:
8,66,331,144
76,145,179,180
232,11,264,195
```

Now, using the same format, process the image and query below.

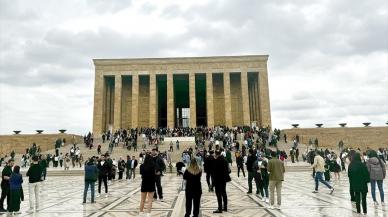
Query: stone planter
59,129,67,133
13,130,21,135
339,123,347,127
362,122,371,127
36,130,44,134
315,124,323,128
291,124,299,128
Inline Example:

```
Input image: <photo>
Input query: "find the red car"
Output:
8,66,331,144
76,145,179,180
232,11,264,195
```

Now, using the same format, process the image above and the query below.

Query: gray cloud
0,0,387,134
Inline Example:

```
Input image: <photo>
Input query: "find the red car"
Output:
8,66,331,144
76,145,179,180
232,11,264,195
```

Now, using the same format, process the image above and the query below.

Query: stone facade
92,55,272,135
283,126,388,150
0,134,83,155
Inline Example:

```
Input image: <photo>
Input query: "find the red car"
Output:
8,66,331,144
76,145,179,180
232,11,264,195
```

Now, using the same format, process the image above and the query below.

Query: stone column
149,72,157,128
259,66,272,128
92,70,104,136
206,72,214,127
167,72,174,128
113,74,122,130
253,73,260,123
241,69,251,126
223,71,232,127
131,73,139,128
189,72,197,128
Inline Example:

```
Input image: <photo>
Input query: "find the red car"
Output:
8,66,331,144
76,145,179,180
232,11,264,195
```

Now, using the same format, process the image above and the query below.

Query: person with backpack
367,150,386,206
83,158,98,203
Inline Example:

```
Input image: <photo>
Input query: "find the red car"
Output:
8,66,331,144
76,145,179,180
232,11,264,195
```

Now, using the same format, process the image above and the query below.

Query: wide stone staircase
13,135,312,176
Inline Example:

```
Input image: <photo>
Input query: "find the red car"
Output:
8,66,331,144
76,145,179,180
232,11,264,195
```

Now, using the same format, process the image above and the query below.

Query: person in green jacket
348,153,370,215
83,158,99,203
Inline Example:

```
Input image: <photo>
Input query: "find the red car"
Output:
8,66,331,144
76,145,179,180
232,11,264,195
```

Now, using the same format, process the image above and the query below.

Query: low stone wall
282,126,388,151
0,133,83,155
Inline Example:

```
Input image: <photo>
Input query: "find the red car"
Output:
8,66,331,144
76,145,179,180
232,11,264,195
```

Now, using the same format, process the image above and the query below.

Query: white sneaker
96,194,101,198
374,201,379,206
105,194,109,198
268,205,275,209
275,205,281,209
381,202,385,206
265,198,269,203
262,197,266,202
138,211,144,217
145,213,151,217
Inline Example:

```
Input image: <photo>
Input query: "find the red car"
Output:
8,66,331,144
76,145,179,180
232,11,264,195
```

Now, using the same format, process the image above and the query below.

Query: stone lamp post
362,122,371,127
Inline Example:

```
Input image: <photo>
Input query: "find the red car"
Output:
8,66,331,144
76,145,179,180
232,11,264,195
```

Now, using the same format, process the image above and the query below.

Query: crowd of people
0,126,386,216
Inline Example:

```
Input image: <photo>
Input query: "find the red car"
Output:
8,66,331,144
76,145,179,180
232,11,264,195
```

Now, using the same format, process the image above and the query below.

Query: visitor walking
9,166,23,214
204,150,215,192
83,159,98,203
183,158,202,217
97,155,109,197
246,149,258,194
268,151,285,209
348,153,370,214
236,151,245,178
152,149,165,201
212,150,230,213
311,151,334,194
366,150,385,206
27,156,43,212
0,159,13,212
139,154,156,217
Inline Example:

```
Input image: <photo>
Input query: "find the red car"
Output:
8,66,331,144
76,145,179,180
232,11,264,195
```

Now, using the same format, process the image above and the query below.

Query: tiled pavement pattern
2,171,387,217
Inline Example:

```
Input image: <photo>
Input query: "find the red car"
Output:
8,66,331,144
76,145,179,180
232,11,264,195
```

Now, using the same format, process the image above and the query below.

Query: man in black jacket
97,155,110,197
212,150,230,213
152,149,165,201
204,150,215,192
26,156,42,211
246,149,258,194
0,159,14,212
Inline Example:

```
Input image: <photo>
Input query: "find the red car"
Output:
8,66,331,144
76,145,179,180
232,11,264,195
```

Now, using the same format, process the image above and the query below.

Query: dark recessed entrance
173,74,189,127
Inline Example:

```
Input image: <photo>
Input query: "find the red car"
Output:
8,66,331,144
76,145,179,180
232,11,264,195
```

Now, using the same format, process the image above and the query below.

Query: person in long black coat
183,158,202,217
212,150,231,213
348,153,370,214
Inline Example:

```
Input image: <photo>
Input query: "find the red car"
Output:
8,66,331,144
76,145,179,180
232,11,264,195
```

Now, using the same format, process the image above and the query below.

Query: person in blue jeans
367,150,386,206
83,158,98,203
311,152,334,194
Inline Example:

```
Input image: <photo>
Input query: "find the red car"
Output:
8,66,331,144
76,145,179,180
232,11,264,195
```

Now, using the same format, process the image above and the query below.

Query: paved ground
1,169,387,217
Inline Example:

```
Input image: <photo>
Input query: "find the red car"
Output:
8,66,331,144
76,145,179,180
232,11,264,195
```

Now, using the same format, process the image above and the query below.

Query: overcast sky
0,0,387,135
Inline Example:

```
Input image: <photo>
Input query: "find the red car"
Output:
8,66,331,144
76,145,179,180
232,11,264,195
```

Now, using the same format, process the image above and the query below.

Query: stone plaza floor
2,170,387,217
